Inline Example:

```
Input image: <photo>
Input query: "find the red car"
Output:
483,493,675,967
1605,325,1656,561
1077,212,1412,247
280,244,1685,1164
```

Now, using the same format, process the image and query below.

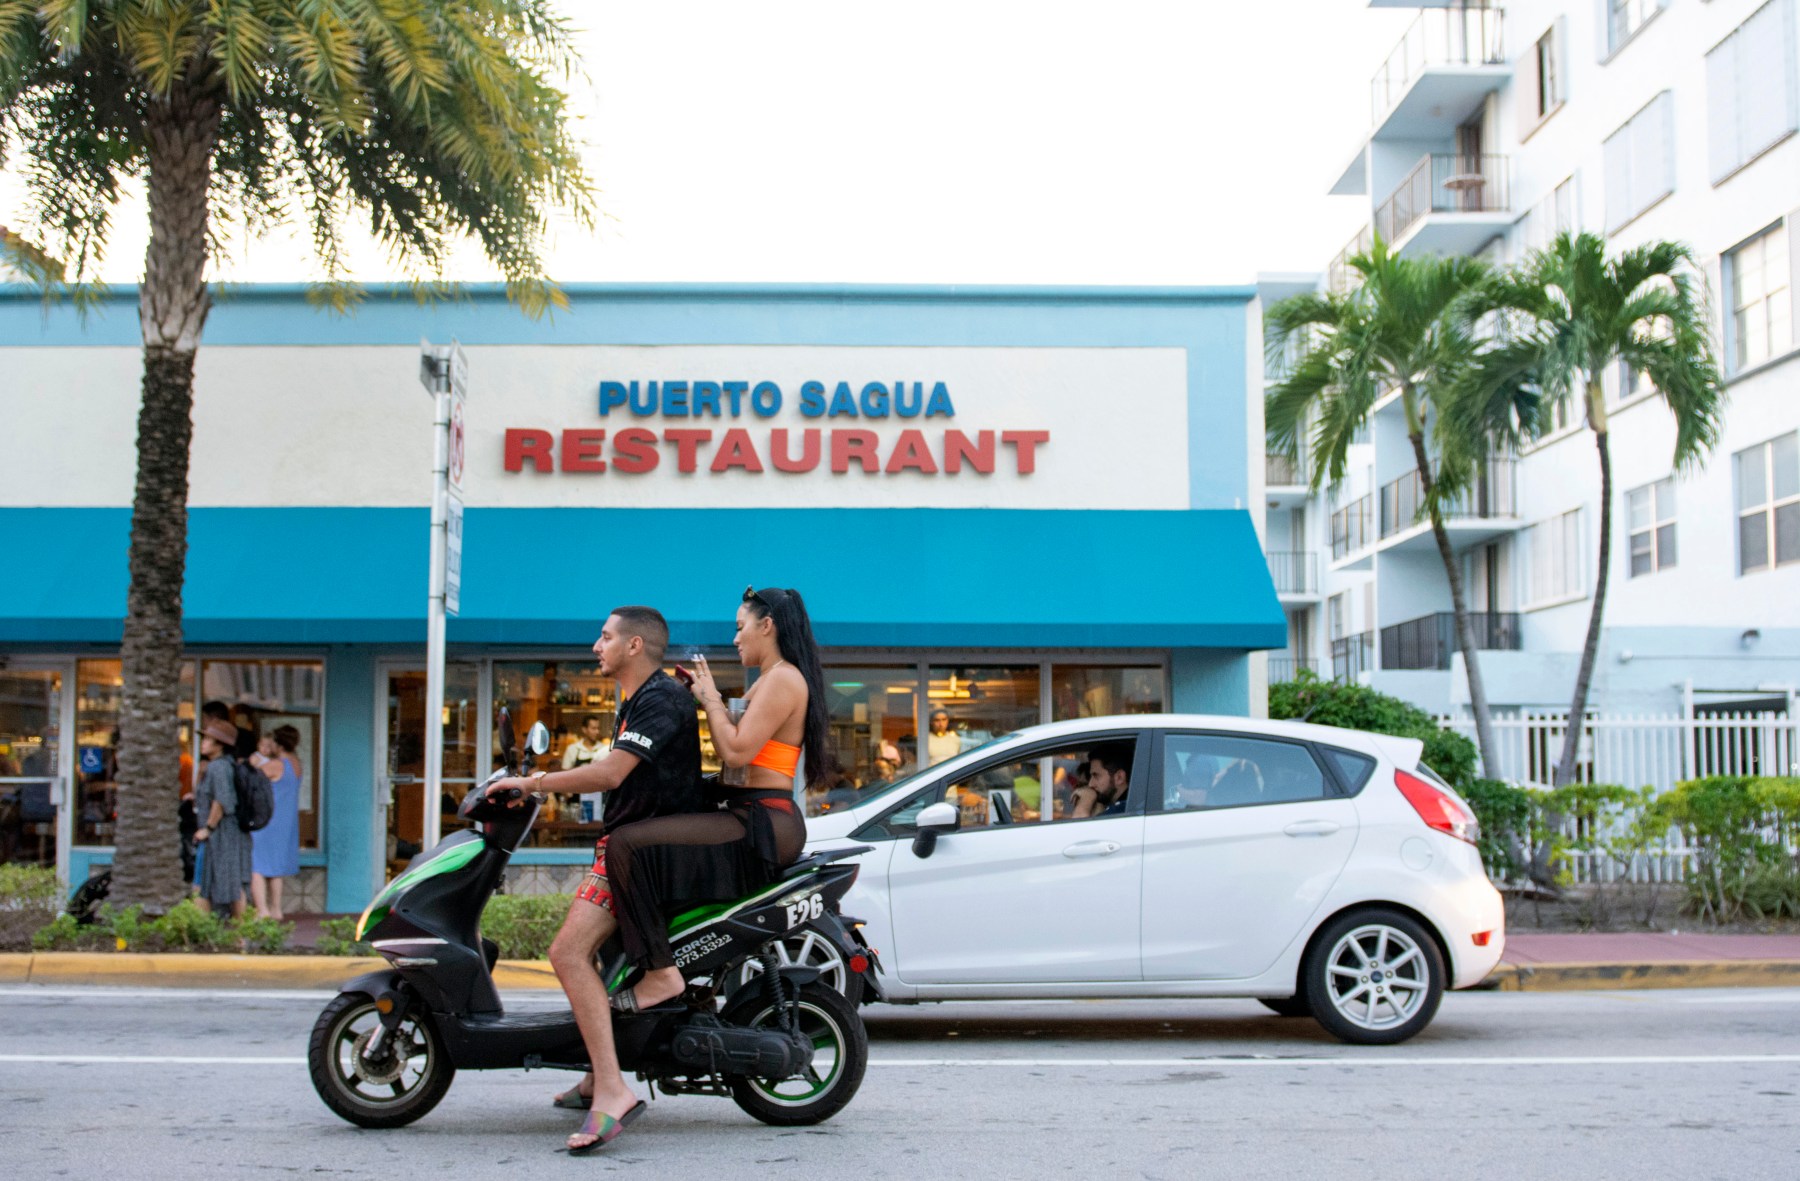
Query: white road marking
4,1052,1799,1069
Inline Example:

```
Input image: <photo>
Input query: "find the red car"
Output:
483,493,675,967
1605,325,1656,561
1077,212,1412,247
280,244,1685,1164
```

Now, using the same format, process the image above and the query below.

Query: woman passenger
604,585,824,1012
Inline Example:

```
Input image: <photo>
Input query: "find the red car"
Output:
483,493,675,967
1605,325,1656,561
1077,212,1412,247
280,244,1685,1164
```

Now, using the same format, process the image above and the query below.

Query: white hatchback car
799,714,1505,1045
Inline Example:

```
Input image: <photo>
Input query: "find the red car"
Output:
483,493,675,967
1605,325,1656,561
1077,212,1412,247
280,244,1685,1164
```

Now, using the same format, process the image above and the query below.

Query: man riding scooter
486,605,703,1153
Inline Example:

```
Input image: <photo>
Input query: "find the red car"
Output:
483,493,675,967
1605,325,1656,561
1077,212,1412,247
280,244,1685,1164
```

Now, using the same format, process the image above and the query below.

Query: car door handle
1283,820,1341,837
1063,840,1122,858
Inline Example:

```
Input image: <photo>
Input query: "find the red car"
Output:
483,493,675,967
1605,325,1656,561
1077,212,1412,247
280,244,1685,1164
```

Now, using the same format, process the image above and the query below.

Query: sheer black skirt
605,791,807,972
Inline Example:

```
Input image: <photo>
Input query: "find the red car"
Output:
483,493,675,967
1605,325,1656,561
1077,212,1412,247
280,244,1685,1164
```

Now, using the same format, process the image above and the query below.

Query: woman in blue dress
250,724,303,920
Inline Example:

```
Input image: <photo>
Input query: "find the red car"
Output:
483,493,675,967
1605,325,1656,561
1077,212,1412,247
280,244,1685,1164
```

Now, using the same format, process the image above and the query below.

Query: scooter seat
779,845,874,879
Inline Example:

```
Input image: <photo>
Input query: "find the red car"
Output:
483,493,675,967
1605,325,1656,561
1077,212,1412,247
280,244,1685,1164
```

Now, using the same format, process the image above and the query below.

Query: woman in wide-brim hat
193,717,252,917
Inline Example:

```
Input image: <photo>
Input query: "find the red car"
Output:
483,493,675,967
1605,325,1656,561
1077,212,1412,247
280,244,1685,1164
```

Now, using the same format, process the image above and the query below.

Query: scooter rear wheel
719,982,868,1127
309,991,455,1128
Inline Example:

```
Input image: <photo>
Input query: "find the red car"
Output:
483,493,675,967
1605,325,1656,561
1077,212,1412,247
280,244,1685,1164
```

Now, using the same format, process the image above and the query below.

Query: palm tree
1267,240,1536,779
0,2,593,910
1473,231,1725,789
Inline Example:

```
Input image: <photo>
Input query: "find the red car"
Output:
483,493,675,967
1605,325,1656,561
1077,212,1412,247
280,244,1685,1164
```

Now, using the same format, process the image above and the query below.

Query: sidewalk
1488,931,1800,991
5,927,1799,992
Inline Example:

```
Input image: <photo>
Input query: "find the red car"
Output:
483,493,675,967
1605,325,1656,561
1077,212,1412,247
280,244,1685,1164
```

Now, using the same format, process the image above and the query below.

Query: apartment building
1261,0,1800,722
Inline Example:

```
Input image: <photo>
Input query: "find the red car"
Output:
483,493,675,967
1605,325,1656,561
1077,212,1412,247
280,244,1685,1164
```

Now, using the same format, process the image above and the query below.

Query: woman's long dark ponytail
748,586,833,787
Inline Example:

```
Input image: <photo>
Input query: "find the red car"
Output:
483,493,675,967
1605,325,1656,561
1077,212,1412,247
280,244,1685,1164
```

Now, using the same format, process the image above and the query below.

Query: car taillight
1394,769,1479,845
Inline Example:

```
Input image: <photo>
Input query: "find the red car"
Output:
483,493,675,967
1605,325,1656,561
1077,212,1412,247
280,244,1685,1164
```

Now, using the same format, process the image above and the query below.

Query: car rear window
1319,746,1377,794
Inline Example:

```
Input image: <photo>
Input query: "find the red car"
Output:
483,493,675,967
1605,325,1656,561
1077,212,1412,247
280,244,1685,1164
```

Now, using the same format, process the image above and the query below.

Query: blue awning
0,507,1285,649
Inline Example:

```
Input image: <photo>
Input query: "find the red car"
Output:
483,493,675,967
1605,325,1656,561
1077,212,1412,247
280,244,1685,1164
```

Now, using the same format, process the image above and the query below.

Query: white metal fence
1437,712,1800,884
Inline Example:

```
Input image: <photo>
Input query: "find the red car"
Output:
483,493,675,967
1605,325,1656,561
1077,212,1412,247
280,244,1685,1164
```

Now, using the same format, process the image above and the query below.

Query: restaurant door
0,663,74,881
376,662,480,881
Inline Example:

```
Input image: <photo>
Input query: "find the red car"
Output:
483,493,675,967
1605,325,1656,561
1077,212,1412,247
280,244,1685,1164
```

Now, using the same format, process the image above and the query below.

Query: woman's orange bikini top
749,739,801,778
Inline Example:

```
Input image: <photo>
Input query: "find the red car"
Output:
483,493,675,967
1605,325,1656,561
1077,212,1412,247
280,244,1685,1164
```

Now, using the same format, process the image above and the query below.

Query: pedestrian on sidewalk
250,725,303,920
193,718,251,919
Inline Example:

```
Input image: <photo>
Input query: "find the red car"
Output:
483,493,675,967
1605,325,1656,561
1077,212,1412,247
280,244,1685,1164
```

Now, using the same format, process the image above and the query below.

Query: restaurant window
819,666,918,803
202,659,325,848
1050,665,1165,721
1,668,65,866
384,663,478,867
924,665,1040,769
70,659,195,848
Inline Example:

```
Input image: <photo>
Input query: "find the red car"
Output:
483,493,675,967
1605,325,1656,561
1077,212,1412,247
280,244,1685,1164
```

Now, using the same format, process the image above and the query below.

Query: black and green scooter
307,722,879,1129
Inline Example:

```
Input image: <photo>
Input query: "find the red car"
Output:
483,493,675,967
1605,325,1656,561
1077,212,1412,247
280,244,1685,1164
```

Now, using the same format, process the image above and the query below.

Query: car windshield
840,731,1021,810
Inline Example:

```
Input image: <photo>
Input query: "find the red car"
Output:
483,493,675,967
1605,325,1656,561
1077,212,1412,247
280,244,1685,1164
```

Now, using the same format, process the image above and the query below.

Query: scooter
307,721,880,1129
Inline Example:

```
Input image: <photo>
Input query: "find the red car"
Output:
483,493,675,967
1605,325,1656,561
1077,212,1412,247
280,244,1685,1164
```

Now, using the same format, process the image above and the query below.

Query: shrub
482,893,570,959
1461,778,1532,881
1269,672,1478,788
1653,776,1800,921
29,898,294,954
314,916,373,957
0,864,60,951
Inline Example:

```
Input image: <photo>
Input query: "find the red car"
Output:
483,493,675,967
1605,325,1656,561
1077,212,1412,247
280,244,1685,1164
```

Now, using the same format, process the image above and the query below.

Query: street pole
419,339,466,853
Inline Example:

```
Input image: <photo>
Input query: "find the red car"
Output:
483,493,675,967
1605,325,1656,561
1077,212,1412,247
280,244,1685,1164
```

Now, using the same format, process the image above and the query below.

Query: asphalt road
2,985,1797,1180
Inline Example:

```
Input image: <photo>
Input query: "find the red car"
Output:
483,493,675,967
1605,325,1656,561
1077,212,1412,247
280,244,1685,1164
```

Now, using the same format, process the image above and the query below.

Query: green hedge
1269,672,1478,788
1651,776,1800,921
31,899,292,954
0,865,60,951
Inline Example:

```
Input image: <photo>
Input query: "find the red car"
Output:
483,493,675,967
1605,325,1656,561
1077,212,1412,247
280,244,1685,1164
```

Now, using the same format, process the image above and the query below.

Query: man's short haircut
582,714,603,728
608,605,669,662
1087,741,1133,779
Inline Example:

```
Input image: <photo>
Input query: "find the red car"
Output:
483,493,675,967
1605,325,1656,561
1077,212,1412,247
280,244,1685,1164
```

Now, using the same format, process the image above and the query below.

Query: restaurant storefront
0,282,1282,911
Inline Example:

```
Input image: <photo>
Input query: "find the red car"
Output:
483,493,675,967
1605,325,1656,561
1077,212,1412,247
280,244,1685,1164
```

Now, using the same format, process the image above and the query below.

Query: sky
2,0,1415,288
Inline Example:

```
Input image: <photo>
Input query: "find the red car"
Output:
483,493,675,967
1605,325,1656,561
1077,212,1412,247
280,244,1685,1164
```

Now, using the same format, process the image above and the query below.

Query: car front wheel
1302,908,1444,1045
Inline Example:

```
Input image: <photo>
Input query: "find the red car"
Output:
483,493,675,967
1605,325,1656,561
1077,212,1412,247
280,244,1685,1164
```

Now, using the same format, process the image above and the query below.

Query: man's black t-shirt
603,669,704,835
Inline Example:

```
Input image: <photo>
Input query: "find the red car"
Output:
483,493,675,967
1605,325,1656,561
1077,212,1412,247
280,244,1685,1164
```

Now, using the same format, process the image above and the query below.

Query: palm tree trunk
108,81,221,911
1406,430,1502,780
1553,410,1614,788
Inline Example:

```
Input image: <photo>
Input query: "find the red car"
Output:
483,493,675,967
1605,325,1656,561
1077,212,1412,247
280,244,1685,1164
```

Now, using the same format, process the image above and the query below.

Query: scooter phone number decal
784,894,825,929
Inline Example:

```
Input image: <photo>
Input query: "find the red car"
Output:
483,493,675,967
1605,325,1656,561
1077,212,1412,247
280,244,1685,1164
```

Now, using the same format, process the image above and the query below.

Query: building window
1533,23,1565,122
925,666,1041,767
1706,0,1799,183
1603,91,1674,233
819,666,919,803
1727,223,1793,372
1051,665,1165,722
1627,478,1677,577
1736,433,1800,574
1608,0,1665,56
1519,176,1576,256
1523,508,1585,607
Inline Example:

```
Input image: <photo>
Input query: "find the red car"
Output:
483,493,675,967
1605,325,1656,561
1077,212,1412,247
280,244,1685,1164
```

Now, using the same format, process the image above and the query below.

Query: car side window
1319,746,1377,794
855,734,1142,839
1158,733,1332,813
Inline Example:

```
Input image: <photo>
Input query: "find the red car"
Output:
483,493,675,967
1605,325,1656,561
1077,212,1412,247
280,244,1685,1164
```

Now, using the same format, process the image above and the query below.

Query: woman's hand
195,825,211,842
688,654,721,705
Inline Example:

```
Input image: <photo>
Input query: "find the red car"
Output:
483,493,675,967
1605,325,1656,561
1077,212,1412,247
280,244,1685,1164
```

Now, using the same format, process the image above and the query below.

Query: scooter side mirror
526,722,551,756
911,801,959,859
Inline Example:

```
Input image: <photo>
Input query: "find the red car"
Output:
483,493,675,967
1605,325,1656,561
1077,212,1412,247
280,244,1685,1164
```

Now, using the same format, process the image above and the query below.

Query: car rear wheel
1303,908,1444,1045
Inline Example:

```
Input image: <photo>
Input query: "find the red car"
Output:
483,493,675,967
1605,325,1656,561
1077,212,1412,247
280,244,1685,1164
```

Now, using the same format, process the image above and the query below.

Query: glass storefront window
202,659,326,849
488,656,744,848
1050,665,1166,721
1,669,63,866
924,666,1041,769
813,667,918,815
72,659,195,848
386,663,479,865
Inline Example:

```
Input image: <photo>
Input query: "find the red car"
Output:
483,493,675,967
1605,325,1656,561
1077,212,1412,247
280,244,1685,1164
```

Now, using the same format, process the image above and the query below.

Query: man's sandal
608,989,679,1014
566,1100,647,1155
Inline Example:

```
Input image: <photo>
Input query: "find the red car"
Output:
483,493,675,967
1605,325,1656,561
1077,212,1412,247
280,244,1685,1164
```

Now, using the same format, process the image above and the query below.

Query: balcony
1327,224,1374,294
1266,550,1318,598
1269,655,1323,682
1376,459,1517,552
1331,494,1375,564
1375,154,1512,258
1332,633,1376,681
1380,611,1521,671
1265,452,1304,487
1369,6,1508,140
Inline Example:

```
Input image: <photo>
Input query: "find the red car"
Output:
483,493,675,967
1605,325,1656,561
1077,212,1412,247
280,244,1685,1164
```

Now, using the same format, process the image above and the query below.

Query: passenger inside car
1069,742,1132,818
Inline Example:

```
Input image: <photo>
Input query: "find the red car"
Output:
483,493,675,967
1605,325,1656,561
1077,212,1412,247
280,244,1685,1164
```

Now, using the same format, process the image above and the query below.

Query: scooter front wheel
308,991,455,1128
720,982,867,1127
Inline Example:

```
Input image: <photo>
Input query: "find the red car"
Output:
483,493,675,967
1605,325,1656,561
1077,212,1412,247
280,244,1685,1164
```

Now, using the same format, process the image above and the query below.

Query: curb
0,952,560,991
1487,959,1800,991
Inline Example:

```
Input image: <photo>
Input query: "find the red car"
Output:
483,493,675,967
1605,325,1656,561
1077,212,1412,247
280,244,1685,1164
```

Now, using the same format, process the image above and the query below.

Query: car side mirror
911,801,958,859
